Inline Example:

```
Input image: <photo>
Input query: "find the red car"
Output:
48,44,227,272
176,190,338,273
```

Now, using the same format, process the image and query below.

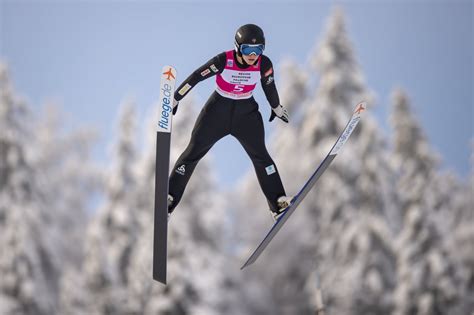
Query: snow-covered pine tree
0,61,57,315
0,62,96,315
34,105,98,315
299,8,397,315
390,88,464,315
431,167,474,315
33,105,97,266
429,164,473,313
80,101,141,314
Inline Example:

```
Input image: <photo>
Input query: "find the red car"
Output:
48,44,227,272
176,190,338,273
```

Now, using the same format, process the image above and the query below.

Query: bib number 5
233,85,244,92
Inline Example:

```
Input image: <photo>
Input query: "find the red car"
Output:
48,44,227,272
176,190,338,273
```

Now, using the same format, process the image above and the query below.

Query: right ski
153,66,177,284
241,102,366,270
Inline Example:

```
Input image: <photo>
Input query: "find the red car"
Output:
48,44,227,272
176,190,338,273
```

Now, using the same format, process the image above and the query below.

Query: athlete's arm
173,52,226,102
260,56,289,123
260,55,280,108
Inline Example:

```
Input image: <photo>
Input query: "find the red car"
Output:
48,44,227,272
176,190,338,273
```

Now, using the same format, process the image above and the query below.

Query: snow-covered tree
79,101,141,314
390,88,464,315
301,9,396,315
0,62,96,315
35,106,98,315
0,60,57,315
33,105,97,265
430,162,473,315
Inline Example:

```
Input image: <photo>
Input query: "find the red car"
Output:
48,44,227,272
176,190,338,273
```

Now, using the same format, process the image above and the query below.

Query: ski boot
167,194,174,221
271,196,293,221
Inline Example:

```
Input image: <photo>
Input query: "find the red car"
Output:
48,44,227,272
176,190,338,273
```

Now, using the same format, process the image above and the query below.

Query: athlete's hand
269,104,289,123
172,98,179,115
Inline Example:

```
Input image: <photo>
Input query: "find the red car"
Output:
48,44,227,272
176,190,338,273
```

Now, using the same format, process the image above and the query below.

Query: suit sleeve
173,52,226,101
260,55,280,109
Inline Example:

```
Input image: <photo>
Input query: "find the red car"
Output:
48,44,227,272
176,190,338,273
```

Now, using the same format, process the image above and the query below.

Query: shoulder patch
178,83,192,96
210,64,219,73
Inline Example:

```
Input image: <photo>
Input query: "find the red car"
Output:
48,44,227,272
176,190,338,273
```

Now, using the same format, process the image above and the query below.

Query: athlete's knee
250,154,275,169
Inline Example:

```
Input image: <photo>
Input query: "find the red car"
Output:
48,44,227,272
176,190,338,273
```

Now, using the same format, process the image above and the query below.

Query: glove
172,98,179,115
269,104,289,123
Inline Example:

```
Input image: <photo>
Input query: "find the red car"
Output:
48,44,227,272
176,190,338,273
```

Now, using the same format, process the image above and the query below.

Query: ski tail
153,65,177,284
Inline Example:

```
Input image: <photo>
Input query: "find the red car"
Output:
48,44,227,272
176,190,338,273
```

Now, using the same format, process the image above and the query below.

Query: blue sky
1,0,472,188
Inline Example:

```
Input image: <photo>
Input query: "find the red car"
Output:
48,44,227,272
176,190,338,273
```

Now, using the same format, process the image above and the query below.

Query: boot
271,195,293,221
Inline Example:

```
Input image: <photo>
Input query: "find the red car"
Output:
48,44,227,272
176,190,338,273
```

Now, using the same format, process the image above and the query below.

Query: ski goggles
240,44,265,56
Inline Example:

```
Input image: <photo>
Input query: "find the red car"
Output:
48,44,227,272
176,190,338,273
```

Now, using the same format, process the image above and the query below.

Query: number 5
234,85,244,92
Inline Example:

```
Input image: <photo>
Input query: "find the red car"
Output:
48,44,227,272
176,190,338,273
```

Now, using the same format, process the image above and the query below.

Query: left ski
241,101,366,270
153,66,177,284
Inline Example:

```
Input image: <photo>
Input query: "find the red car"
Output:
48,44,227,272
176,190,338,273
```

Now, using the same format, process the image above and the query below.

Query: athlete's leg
168,93,230,212
231,99,286,212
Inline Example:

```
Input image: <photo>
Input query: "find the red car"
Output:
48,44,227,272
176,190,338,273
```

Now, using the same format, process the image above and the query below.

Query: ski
153,65,177,284
241,101,366,270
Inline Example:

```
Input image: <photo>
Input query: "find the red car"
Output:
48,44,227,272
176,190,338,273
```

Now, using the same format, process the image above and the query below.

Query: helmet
234,24,265,57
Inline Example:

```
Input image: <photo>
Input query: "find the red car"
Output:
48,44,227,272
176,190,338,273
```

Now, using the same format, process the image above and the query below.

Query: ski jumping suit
169,50,286,212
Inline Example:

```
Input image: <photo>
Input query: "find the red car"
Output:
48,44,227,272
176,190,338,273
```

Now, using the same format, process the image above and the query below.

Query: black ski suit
168,50,286,213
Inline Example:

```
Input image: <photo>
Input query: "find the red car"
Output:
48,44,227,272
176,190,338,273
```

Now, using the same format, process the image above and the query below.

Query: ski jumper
168,50,286,212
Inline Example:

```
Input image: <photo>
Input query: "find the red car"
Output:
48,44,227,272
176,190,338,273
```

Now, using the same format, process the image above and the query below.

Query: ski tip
354,101,367,116
161,65,177,82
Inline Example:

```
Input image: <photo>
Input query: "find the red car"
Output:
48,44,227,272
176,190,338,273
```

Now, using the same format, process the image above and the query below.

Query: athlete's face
242,54,259,65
